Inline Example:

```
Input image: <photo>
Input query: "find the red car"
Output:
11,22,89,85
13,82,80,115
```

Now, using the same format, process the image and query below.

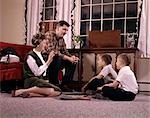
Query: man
45,20,79,91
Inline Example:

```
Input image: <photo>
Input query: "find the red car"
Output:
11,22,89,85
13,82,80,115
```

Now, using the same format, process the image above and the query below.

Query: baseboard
138,82,150,92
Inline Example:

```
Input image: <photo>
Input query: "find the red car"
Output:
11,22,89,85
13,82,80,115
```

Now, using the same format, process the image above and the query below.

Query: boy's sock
93,92,109,100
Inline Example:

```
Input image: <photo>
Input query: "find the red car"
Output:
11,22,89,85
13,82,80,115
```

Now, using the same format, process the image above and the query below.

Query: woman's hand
47,50,55,65
48,50,55,59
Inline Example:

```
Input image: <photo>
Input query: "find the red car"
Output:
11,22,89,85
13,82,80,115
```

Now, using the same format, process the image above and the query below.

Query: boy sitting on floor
81,54,117,94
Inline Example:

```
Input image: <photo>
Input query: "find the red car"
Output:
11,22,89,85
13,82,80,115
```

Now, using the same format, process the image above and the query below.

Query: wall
1,0,25,44
136,58,150,92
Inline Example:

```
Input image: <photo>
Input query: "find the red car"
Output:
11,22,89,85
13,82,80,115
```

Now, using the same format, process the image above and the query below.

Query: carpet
0,92,150,118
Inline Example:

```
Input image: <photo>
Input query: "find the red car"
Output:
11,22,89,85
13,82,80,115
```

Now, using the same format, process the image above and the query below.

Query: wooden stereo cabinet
69,48,138,83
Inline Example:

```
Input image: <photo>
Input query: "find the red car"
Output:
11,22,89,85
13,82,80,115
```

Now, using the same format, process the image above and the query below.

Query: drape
26,0,43,45
138,0,150,58
56,0,74,48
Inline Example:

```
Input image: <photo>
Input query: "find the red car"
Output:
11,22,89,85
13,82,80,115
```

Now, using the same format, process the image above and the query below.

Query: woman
12,33,61,98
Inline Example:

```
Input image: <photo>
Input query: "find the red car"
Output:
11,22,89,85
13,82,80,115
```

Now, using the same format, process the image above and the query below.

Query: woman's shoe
11,90,30,98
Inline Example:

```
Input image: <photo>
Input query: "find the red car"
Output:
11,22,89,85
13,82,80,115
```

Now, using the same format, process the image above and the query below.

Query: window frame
42,0,57,21
78,0,139,47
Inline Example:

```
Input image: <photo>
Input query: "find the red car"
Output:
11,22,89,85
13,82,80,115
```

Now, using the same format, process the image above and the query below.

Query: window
80,0,139,47
42,0,56,21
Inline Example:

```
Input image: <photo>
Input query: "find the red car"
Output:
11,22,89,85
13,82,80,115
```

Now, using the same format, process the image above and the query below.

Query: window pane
80,21,90,35
53,8,56,20
93,0,102,4
103,5,113,18
45,8,53,20
114,19,124,33
126,19,137,33
103,0,113,3
121,35,125,47
127,3,137,17
92,5,101,19
81,0,90,5
43,0,56,21
115,4,125,18
81,6,90,20
103,20,112,31
115,0,125,2
45,0,52,7
92,21,101,31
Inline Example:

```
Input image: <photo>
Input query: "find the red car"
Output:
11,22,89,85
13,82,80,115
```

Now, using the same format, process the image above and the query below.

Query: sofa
0,42,32,92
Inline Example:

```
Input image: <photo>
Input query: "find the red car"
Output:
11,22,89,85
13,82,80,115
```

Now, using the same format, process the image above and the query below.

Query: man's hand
70,55,79,63
63,55,79,63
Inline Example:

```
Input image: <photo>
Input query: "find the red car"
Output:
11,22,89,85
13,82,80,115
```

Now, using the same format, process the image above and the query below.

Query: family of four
12,20,138,101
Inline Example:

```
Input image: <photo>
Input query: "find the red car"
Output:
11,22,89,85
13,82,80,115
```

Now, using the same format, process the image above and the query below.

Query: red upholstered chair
0,42,32,92
58,70,63,82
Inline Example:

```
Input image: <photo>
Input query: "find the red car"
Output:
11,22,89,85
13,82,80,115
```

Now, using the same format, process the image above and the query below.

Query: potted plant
73,35,82,49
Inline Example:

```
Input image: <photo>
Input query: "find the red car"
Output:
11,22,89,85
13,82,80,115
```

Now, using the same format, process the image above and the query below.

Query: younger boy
82,54,117,93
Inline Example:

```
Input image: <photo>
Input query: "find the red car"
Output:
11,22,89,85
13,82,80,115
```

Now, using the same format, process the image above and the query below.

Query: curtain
56,0,74,48
26,0,43,45
138,0,150,58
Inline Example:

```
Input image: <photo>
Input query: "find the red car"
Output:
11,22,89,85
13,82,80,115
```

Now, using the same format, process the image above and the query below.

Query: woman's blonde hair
32,33,45,47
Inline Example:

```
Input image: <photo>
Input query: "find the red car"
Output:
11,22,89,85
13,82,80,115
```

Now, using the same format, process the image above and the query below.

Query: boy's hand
97,86,103,91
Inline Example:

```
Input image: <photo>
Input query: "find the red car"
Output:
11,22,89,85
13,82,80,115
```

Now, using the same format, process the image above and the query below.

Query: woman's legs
24,77,61,92
13,86,61,97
